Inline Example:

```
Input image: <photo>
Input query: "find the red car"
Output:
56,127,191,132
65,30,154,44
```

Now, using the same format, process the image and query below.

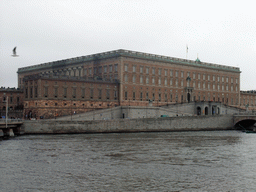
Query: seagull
12,47,19,57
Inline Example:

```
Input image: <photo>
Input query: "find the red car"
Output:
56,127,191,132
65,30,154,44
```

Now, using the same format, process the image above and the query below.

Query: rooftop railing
17,49,240,73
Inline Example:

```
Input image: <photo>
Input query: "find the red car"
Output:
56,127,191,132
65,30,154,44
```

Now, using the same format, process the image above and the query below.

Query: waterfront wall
56,102,244,121
23,115,234,134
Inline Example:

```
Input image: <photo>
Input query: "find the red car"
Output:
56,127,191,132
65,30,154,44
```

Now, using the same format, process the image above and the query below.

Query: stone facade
23,75,119,119
16,49,250,119
0,87,23,119
240,90,256,111
22,115,234,134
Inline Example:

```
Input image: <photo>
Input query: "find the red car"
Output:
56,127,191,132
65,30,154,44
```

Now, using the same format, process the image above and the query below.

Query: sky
0,0,255,90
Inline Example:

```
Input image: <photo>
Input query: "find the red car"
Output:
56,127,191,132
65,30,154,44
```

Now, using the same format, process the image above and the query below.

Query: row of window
2,96,20,103
25,87,118,100
124,65,239,83
124,91,239,105
84,64,118,76
125,75,239,92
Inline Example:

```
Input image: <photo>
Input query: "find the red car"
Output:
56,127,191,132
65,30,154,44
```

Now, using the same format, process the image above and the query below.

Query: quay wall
23,115,234,134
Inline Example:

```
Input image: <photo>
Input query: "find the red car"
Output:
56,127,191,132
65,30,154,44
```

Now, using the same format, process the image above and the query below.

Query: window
140,92,143,101
30,87,33,98
176,71,179,77
81,88,85,98
193,73,196,79
98,89,102,99
198,73,201,80
158,68,162,75
146,76,149,84
133,75,136,83
226,77,229,83
125,74,128,82
125,91,128,100
198,82,201,89
159,93,161,101
114,90,117,99
181,71,184,78
44,87,48,97
170,79,173,86
94,67,97,74
175,79,178,87
146,92,149,100
90,89,93,99
99,66,102,73
106,89,110,99
54,88,58,98
181,80,183,87
213,75,215,81
164,69,168,76
84,68,87,76
133,65,136,73
140,66,143,73
63,88,67,98
104,65,108,73
170,70,173,77
164,78,167,86
140,76,143,84
158,78,161,85
152,77,155,85
133,92,136,100
146,67,149,74
114,64,118,72
152,68,155,75
89,68,92,75
109,65,113,72
72,88,76,98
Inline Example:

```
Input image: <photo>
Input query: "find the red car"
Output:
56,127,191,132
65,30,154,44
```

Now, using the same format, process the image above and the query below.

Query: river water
0,131,256,191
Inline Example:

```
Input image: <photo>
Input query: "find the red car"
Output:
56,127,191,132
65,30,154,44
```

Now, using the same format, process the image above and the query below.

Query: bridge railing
234,111,256,115
0,119,23,123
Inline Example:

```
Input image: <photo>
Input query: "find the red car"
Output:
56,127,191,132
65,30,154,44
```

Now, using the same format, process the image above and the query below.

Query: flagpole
186,45,188,59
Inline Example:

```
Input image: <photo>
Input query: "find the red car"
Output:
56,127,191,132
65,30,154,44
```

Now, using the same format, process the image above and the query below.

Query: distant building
15,49,254,118
0,87,23,119
240,90,256,111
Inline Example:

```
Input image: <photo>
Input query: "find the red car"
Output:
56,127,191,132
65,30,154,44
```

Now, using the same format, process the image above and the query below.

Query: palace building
17,49,243,118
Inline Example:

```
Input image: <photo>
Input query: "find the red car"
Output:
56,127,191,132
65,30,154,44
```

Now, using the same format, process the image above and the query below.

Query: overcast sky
0,0,255,90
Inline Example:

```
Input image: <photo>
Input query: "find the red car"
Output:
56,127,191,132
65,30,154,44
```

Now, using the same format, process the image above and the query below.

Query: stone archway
187,93,191,103
205,107,208,115
197,107,201,115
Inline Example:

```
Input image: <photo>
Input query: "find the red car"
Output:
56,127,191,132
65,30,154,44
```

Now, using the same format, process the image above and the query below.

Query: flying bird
12,47,19,57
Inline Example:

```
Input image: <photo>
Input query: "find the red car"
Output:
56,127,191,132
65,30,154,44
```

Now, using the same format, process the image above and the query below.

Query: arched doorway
187,93,191,103
205,107,208,115
197,107,201,115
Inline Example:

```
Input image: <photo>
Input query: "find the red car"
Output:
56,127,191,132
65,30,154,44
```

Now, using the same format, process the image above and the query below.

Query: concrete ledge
23,115,234,134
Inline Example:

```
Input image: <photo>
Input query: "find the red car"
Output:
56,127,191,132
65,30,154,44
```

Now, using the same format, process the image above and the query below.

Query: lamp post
5,96,8,128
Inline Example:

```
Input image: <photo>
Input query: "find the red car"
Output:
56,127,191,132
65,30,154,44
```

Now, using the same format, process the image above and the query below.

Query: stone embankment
23,115,234,134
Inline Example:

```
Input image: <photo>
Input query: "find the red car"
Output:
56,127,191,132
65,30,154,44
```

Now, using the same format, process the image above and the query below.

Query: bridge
0,120,24,137
233,113,256,130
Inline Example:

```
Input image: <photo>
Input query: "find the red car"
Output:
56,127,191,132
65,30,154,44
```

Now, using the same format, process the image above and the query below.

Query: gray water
0,131,256,191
